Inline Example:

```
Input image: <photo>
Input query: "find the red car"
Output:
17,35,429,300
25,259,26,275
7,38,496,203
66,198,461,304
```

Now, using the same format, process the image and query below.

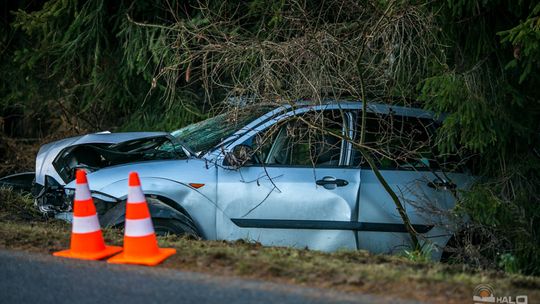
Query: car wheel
152,218,201,238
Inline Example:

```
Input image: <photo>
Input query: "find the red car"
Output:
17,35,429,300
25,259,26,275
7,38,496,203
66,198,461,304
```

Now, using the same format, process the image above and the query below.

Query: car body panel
216,166,361,251
357,170,451,259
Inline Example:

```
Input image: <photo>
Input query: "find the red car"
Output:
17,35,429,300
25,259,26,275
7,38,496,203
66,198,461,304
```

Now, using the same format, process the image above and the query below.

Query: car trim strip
231,219,433,233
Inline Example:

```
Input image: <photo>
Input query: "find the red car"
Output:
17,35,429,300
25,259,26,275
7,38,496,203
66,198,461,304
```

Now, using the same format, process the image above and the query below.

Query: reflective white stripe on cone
125,218,155,237
128,186,146,203
72,215,101,234
75,183,92,201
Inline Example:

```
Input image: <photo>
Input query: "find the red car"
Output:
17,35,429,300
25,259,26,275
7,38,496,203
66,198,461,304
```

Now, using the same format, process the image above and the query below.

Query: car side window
351,112,436,170
250,110,347,167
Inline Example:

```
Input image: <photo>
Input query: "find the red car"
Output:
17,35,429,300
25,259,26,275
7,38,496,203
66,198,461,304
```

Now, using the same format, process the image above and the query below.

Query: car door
351,112,457,256
215,107,361,251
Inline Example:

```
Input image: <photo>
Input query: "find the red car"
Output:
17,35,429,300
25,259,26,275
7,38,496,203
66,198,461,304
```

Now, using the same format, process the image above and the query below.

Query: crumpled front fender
96,177,217,240
99,196,201,235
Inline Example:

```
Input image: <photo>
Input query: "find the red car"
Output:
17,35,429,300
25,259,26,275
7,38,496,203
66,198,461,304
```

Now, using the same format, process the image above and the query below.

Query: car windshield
164,106,276,154
105,136,187,159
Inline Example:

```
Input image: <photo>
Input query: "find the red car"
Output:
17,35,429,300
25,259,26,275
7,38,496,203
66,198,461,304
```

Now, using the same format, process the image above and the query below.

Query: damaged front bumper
34,175,119,222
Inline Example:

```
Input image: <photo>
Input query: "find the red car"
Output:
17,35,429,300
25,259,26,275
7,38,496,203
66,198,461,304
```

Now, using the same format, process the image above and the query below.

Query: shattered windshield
168,107,275,154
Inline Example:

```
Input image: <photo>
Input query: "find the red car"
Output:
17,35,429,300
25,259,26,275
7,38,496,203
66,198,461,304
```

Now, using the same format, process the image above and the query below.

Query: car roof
291,100,444,122
242,100,443,130
210,100,444,156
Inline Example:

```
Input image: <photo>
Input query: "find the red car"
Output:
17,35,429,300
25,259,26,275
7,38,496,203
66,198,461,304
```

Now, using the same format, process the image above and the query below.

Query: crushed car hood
35,132,169,185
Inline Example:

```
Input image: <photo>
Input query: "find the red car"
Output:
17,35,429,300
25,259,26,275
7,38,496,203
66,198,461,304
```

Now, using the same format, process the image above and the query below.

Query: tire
152,218,201,238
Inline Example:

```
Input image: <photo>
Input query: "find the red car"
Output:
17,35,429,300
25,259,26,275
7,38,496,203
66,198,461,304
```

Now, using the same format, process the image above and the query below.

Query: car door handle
316,178,349,187
427,179,456,190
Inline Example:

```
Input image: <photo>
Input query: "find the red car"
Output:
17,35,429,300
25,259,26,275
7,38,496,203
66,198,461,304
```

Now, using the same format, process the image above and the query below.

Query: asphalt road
0,249,421,304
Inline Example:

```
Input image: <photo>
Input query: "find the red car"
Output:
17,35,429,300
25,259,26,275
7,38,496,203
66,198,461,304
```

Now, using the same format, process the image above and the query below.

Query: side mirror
224,144,257,168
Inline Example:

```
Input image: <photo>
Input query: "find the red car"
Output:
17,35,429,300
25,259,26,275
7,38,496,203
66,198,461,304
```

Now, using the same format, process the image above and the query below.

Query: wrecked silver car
2,101,474,259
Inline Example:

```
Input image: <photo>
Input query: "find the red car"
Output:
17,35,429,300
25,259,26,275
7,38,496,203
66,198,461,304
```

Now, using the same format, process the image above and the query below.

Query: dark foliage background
1,0,538,274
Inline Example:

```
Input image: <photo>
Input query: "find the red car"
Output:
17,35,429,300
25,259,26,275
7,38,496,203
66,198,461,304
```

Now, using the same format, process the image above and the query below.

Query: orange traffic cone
107,172,176,266
54,170,122,260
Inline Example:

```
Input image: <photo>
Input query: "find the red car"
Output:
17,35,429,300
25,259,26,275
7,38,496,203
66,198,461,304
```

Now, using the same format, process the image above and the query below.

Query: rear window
351,112,475,172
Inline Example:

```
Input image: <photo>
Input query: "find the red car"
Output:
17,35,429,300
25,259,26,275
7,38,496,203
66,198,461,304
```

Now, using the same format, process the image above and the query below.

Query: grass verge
0,189,538,303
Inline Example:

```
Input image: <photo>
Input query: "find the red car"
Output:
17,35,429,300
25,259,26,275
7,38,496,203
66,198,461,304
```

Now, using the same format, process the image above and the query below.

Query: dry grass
0,189,538,303
0,188,43,221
